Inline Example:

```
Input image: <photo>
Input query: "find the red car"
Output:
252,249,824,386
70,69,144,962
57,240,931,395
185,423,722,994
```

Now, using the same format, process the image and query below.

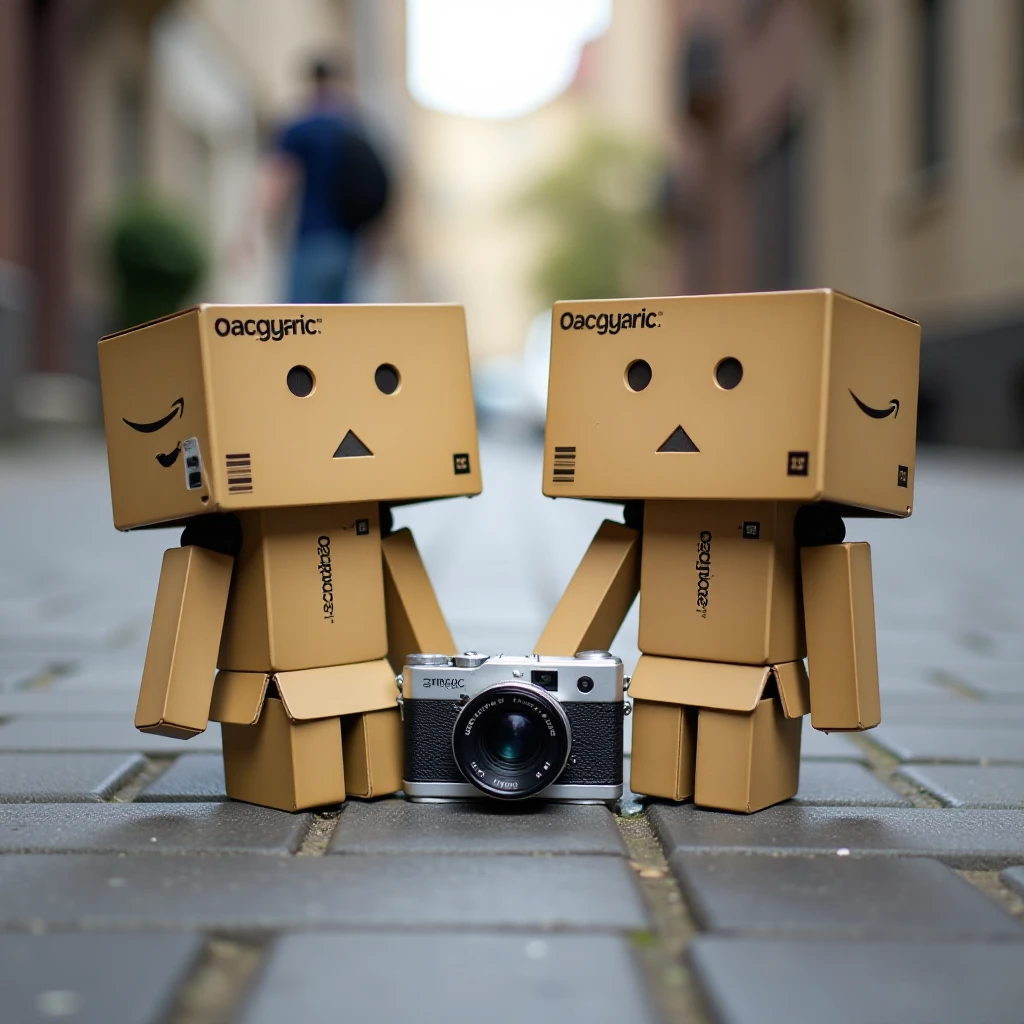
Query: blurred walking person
261,57,390,303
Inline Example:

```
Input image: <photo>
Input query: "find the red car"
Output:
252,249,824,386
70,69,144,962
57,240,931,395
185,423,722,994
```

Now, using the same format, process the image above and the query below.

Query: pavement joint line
928,669,985,701
957,870,1024,922
837,731,944,807
162,935,267,1024
295,808,343,855
616,811,710,1024
107,756,174,803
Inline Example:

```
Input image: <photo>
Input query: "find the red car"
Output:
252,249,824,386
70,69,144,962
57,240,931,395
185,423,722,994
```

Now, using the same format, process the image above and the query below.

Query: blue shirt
277,107,355,237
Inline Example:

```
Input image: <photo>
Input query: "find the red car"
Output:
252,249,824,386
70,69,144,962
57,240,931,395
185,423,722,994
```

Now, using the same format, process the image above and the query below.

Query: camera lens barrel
451,682,572,799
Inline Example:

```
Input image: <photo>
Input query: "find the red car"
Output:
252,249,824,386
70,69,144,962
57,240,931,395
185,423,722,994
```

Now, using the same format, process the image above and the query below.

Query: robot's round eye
626,360,652,392
715,357,743,390
375,363,400,395
287,365,315,397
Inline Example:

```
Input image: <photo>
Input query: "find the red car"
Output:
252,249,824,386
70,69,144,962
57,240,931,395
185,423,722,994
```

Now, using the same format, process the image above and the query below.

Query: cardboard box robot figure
99,304,480,811
535,290,920,813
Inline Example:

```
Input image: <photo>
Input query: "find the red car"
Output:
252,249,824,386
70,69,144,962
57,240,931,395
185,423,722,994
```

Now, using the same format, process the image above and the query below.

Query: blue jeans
288,230,355,303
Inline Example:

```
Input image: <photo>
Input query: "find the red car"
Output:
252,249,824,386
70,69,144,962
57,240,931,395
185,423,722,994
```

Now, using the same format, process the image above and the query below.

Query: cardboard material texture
342,708,403,798
100,302,476,812
212,660,398,810
382,528,456,674
135,545,233,738
639,501,802,665
629,700,697,802
543,290,919,517
627,657,807,810
627,655,809,715
219,504,386,672
694,699,802,813
534,520,640,655
209,660,398,725
222,697,345,812
801,542,881,731
99,304,481,531
540,288,918,813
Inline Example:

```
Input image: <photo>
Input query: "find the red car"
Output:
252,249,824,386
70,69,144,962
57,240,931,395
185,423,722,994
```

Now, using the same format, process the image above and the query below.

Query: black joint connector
622,500,645,533
794,504,846,547
379,503,394,538
180,513,243,558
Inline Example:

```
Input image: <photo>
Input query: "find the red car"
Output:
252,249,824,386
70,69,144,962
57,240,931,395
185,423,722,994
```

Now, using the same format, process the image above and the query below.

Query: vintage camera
400,651,626,802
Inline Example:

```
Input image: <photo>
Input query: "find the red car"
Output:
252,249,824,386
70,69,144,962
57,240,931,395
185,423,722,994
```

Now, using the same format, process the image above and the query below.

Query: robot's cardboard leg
222,696,345,812
695,699,801,813
629,699,697,801
341,707,403,799
212,659,400,811
628,654,807,811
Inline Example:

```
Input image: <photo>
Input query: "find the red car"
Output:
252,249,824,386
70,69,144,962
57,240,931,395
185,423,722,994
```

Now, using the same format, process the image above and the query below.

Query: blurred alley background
1,0,1024,447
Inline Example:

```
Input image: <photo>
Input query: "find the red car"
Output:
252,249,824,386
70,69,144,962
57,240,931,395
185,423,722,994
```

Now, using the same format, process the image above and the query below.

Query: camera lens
452,683,571,800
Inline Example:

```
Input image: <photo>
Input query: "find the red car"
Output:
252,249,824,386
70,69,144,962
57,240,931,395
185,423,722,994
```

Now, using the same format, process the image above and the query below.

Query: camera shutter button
453,653,489,668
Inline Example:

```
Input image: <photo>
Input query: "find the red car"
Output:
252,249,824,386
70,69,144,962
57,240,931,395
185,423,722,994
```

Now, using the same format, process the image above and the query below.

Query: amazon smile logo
123,398,184,433
123,398,186,469
849,390,900,420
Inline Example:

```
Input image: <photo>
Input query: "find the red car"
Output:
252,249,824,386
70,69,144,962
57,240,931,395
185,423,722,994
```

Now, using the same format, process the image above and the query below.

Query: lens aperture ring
452,682,572,800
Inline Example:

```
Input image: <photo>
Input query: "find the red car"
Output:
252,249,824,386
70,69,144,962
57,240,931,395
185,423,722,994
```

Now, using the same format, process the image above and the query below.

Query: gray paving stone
941,662,1024,701
883,702,1024,725
327,799,627,855
0,932,203,1024
0,853,649,931
138,754,226,801
0,717,222,752
799,722,868,762
241,933,659,1024
690,937,1024,1024
49,663,146,692
0,752,145,802
673,853,1021,938
0,653,69,690
875,667,961,698
869,724,1024,763
649,804,1024,868
0,802,309,853
896,765,1024,807
0,690,137,717
789,762,910,806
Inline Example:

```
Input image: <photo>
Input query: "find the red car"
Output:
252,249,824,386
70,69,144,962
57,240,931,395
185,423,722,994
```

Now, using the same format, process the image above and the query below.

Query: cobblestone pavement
1,426,1024,1023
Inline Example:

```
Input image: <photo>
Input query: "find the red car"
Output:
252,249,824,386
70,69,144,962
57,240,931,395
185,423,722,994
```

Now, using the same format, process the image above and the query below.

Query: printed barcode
225,453,253,494
552,445,576,484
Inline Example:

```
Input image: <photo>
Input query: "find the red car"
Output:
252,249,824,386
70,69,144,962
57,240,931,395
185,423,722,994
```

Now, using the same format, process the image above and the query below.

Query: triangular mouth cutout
657,426,700,453
333,430,373,458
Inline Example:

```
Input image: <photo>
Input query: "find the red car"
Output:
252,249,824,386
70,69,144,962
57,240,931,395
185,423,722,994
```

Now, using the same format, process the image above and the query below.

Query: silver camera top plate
402,652,623,703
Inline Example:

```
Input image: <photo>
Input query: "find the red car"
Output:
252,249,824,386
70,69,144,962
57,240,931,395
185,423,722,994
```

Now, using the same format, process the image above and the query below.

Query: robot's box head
99,304,481,529
543,290,920,517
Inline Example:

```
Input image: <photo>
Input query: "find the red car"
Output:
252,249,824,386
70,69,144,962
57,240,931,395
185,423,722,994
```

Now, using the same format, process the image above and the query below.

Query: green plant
107,194,207,330
516,132,667,305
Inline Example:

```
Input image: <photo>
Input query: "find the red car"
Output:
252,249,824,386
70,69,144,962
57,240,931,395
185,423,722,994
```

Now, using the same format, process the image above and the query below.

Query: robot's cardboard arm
135,545,234,739
534,520,641,656
382,528,456,675
801,541,882,732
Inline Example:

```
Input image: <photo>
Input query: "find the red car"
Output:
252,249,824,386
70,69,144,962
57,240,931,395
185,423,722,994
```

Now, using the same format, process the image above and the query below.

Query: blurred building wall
2,0,403,428
803,0,1024,447
668,0,814,295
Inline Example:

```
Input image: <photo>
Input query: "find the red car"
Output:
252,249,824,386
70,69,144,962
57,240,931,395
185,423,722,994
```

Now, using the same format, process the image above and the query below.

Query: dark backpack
335,124,390,233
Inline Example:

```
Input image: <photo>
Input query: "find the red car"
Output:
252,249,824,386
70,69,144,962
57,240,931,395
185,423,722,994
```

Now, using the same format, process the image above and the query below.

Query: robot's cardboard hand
801,541,882,732
134,544,234,739
534,519,641,656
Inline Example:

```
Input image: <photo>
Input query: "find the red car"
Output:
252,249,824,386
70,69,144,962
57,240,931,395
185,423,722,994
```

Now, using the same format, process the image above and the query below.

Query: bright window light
407,0,612,120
